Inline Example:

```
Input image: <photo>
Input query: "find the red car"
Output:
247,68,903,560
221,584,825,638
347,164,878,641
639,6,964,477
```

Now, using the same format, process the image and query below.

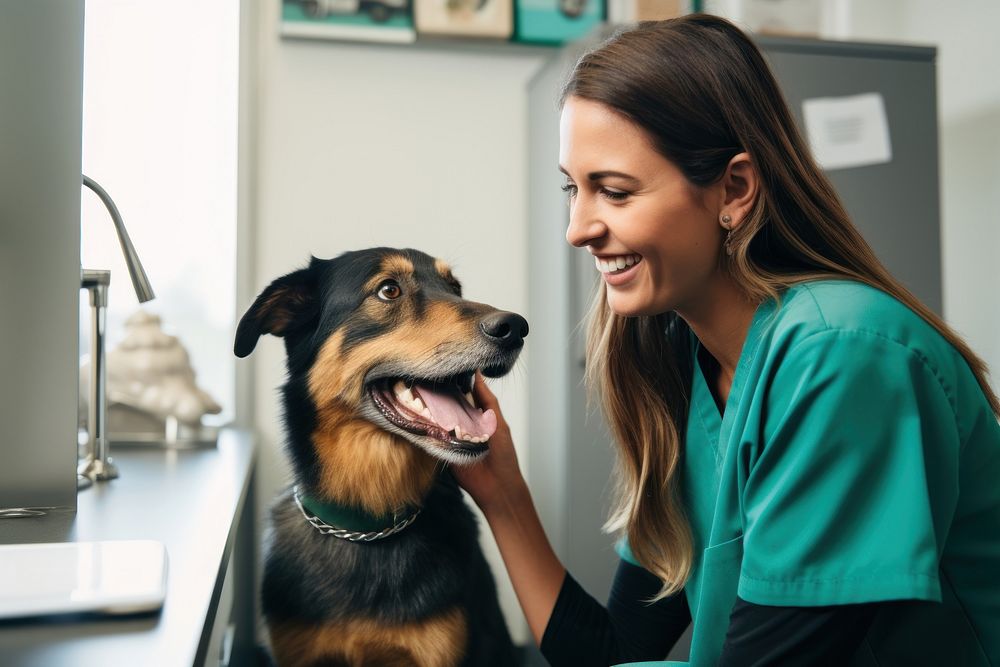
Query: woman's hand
452,372,567,646
450,371,526,514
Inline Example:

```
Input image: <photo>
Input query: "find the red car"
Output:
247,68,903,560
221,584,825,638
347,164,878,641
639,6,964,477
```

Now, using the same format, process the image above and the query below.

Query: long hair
565,14,1000,599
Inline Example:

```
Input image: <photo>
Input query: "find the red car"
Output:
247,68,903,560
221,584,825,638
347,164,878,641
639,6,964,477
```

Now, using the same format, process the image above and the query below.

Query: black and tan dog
235,248,526,667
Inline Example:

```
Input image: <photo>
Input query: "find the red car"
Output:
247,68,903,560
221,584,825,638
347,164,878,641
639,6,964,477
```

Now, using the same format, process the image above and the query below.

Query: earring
721,214,734,256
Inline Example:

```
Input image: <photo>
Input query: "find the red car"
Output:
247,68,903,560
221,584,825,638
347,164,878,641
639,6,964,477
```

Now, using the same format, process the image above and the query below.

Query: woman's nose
565,199,605,248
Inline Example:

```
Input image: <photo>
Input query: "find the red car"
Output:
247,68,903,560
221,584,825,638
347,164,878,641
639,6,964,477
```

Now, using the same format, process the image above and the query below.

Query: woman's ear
719,152,759,229
234,266,318,358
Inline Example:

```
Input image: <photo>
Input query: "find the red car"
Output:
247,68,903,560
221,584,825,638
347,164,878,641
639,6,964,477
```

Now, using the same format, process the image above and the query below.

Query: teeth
464,392,475,408
595,254,641,274
393,381,415,404
454,424,464,440
393,381,435,418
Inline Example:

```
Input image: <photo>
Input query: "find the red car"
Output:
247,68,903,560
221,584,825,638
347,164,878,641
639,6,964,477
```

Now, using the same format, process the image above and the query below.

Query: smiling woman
452,13,1000,667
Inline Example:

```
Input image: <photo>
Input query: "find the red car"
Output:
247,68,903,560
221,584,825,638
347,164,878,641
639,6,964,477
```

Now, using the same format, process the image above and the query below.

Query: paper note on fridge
802,92,892,171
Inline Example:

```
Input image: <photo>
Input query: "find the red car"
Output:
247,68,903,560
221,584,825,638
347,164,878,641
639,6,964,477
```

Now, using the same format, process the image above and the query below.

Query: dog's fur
235,248,525,667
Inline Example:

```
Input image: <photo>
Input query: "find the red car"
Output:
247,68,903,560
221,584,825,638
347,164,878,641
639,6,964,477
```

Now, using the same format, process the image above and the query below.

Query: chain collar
293,486,421,542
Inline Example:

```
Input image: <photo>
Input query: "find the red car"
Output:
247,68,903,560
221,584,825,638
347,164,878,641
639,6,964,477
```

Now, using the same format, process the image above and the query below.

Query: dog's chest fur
262,476,516,667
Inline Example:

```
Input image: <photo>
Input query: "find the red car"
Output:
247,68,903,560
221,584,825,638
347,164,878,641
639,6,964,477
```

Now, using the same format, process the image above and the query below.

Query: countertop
0,428,256,666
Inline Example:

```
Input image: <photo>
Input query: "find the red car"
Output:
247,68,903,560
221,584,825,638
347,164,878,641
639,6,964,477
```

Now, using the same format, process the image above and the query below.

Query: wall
248,2,549,644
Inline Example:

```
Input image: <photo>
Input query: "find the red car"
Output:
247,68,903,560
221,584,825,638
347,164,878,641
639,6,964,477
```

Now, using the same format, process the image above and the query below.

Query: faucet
79,175,155,485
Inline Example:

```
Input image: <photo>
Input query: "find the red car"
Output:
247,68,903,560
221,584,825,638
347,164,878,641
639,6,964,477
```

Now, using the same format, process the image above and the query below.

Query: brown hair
564,14,999,599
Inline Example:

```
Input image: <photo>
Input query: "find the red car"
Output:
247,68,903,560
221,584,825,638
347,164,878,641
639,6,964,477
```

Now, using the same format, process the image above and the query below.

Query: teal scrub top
614,280,1000,666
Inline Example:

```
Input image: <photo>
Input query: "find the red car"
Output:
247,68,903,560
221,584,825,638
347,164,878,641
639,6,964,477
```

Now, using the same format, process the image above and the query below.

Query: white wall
248,2,548,644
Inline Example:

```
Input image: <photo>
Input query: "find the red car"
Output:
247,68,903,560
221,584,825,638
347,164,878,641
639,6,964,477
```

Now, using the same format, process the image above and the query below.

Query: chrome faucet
79,175,155,485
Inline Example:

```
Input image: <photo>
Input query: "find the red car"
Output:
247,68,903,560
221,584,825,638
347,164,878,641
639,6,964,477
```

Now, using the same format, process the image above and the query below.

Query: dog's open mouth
368,370,497,454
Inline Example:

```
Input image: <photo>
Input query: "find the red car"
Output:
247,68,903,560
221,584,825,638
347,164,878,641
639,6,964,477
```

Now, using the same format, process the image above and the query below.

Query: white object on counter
0,540,168,619
80,310,221,430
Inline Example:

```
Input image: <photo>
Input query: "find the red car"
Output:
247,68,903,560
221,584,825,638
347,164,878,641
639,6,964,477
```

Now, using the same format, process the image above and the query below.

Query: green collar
294,486,421,540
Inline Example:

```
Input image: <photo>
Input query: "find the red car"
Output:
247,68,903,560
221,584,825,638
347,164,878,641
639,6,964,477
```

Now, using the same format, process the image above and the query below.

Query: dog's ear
234,267,318,358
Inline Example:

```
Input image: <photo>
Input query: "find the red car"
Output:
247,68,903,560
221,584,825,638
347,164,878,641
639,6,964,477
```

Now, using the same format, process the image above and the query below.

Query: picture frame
513,0,605,45
413,0,514,40
281,0,418,44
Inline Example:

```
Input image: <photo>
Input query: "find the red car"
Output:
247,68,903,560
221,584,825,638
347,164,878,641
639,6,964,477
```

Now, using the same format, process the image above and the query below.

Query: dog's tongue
414,383,497,440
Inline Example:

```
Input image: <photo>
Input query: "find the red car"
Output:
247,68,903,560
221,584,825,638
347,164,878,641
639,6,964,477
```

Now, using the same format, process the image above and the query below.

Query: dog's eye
377,280,402,301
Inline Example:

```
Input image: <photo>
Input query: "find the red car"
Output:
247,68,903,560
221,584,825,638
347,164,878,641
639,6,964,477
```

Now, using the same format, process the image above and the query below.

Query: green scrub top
614,280,1000,666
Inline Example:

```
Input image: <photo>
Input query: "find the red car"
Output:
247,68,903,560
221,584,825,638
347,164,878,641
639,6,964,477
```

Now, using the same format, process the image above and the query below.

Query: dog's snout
480,312,529,347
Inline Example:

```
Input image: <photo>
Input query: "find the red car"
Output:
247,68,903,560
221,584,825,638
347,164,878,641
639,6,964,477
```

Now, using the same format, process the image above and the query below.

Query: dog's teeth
421,408,432,419
412,395,425,410
454,424,464,440
464,392,475,408
393,381,405,395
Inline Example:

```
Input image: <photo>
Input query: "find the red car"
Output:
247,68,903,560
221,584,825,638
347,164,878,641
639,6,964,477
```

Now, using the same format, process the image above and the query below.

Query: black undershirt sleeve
717,595,884,666
540,558,691,666
541,559,890,667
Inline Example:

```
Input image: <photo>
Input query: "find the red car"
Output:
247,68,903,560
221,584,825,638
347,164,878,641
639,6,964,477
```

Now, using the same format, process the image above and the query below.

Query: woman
454,14,1000,667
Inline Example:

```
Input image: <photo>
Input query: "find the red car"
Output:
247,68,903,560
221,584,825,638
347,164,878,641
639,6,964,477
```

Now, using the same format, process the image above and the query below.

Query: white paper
0,540,168,619
802,92,892,171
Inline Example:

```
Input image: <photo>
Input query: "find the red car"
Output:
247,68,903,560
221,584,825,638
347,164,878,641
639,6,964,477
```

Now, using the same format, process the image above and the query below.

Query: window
80,1,240,426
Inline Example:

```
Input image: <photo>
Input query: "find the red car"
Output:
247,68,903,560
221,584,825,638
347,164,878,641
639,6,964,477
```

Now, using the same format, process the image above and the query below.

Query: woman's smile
594,253,643,286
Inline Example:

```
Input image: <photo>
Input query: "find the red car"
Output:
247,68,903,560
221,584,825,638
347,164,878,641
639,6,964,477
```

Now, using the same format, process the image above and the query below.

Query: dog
235,248,526,667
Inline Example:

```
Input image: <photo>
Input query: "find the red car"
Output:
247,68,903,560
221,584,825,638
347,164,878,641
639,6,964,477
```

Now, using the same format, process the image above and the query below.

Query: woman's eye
560,182,578,198
377,280,402,301
601,187,629,201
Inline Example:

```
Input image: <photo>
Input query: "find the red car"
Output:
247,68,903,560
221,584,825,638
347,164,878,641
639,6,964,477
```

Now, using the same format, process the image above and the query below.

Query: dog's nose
480,312,529,348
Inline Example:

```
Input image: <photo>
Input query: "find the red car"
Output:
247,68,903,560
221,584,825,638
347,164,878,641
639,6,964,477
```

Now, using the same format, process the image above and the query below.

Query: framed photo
281,0,417,44
514,0,604,44
414,0,514,39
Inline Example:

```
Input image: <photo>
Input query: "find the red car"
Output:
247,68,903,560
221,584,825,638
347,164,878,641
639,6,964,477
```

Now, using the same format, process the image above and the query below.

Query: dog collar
293,486,421,542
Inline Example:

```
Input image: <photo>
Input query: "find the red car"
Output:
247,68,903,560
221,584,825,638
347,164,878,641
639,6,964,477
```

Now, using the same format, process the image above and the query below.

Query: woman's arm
717,596,889,666
542,560,690,665
479,477,567,645
452,372,566,644
453,374,691,661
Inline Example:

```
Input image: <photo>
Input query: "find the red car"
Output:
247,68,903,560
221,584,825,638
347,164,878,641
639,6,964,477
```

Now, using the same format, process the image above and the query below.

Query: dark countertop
0,428,256,667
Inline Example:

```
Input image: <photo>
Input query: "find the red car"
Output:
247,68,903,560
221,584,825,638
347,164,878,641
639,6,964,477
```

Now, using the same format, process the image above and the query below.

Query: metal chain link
293,486,420,542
